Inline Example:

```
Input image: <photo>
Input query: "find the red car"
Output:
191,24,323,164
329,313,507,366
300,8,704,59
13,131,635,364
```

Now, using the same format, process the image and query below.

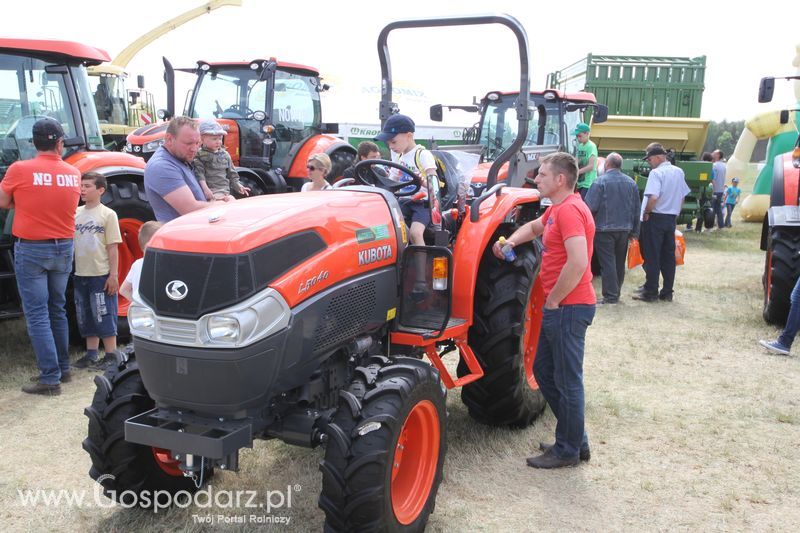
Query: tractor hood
143,190,405,311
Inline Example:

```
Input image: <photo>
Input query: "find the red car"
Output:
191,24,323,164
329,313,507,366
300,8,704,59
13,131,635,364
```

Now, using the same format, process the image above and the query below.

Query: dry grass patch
0,220,799,531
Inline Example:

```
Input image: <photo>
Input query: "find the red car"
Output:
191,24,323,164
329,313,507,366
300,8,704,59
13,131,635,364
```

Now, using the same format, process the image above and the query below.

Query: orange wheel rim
391,400,440,525
522,281,544,390
117,218,144,316
151,447,184,476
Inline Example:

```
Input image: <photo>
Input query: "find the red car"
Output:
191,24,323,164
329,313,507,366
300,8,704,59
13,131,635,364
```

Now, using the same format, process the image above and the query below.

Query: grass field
0,216,798,532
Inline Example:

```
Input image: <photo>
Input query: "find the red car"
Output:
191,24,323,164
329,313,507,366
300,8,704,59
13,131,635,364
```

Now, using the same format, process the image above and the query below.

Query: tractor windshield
479,96,561,158
190,65,322,168
0,54,102,180
89,73,128,126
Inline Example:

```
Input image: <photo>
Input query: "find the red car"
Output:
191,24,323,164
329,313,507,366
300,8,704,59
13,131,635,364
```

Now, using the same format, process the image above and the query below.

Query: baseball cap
571,122,591,136
374,114,415,142
199,119,226,136
642,145,667,160
32,118,65,141
732,177,740,183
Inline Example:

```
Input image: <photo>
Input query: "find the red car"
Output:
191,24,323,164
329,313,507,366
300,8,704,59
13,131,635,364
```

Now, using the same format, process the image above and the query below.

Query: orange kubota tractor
124,56,356,194
0,39,150,337
83,14,544,531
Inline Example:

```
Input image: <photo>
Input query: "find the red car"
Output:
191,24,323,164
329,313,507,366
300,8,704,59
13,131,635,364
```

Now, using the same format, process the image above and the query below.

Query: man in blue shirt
634,144,690,303
584,153,641,304
144,117,234,222
711,149,727,229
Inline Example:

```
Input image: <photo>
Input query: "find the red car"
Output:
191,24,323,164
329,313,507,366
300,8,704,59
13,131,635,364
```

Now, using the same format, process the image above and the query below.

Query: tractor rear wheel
83,352,212,506
319,356,446,532
328,148,356,182
103,179,155,342
459,242,547,428
763,225,800,325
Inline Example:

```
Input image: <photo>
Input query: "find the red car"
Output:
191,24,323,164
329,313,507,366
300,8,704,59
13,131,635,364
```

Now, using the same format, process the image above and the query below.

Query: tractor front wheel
763,225,800,325
460,242,547,428
319,356,446,532
83,352,213,507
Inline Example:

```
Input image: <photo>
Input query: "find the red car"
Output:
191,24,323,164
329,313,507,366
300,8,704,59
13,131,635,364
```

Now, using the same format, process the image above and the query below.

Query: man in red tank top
494,152,596,468
0,118,80,395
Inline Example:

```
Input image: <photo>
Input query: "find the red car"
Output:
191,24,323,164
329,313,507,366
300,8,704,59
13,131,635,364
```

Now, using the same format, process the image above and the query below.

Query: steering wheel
221,104,253,118
332,177,355,188
353,159,421,197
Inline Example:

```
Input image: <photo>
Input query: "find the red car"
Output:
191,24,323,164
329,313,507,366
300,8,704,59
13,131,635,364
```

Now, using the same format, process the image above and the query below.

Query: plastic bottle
498,236,516,262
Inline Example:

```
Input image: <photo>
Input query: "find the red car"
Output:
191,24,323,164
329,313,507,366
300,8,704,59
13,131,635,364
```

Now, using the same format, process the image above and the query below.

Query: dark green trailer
547,54,706,118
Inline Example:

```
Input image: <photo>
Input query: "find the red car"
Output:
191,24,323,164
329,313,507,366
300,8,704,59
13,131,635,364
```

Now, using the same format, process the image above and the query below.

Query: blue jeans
724,204,735,227
13,240,73,385
533,304,595,459
74,274,118,338
779,275,800,349
713,193,725,228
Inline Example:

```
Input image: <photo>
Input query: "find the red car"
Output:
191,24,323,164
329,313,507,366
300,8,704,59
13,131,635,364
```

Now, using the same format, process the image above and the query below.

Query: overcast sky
6,0,799,126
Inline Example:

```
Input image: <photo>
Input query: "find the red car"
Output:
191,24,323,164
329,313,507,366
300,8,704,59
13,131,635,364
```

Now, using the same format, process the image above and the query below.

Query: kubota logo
166,280,188,301
358,245,393,266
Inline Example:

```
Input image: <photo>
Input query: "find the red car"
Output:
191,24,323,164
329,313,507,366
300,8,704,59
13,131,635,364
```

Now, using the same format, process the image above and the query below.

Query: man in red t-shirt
494,152,596,469
0,118,80,395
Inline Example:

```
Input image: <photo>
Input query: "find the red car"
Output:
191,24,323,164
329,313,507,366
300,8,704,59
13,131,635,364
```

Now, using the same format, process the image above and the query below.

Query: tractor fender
451,187,542,319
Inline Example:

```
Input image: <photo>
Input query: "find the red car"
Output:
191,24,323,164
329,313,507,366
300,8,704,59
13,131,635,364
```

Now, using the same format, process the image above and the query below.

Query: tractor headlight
207,315,240,341
143,139,164,153
128,305,155,337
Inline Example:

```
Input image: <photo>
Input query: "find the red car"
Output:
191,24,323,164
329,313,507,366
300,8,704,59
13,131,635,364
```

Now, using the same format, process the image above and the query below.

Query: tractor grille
313,281,376,353
140,231,326,319
157,318,198,344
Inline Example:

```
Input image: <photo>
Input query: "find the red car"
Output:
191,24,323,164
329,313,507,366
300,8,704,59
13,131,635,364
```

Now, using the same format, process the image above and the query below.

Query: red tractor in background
124,56,356,193
429,89,607,195
0,39,152,336
757,75,800,325
83,14,547,531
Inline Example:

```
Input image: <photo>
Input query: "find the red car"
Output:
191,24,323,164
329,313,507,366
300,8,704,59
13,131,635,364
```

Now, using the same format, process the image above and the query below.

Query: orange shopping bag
627,238,643,269
675,230,686,266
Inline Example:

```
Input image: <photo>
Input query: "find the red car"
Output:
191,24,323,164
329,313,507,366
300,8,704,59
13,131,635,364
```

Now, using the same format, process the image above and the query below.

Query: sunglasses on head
307,164,320,171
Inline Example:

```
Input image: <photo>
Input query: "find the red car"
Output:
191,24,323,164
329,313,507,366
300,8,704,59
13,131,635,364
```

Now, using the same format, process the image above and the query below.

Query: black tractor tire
763,225,800,325
235,172,267,197
83,353,212,507
328,147,356,182
102,178,154,343
702,206,716,229
319,356,447,532
459,242,547,428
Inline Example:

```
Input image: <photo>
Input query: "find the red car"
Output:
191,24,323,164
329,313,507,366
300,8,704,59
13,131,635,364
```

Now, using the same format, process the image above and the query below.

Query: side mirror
137,75,145,89
157,109,172,120
758,77,775,103
63,136,85,147
780,110,790,124
593,105,609,123
430,104,443,122
319,122,339,134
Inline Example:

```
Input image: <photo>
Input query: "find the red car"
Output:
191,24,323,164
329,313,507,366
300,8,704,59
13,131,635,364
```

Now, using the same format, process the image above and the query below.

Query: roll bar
377,14,531,189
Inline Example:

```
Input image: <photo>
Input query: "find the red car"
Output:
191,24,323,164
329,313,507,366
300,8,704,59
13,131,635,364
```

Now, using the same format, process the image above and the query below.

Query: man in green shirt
573,123,598,200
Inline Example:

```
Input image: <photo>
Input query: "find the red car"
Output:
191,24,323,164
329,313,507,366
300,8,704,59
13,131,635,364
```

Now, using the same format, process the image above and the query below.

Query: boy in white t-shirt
374,114,438,246
120,221,162,304
72,172,122,369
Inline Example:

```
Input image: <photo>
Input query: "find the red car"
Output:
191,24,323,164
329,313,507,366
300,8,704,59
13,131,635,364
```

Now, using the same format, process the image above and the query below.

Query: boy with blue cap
374,114,437,247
